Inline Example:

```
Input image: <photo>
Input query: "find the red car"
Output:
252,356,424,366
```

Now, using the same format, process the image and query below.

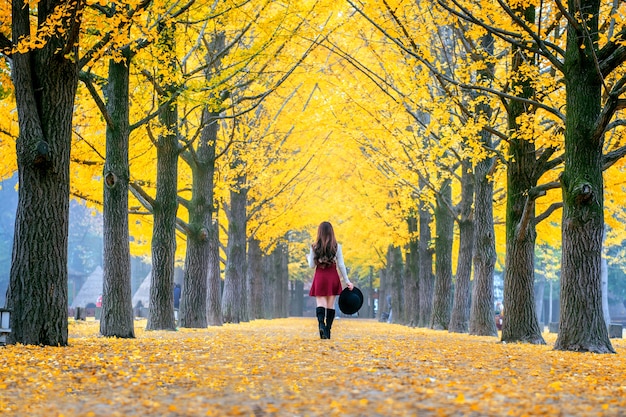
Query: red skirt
309,264,342,296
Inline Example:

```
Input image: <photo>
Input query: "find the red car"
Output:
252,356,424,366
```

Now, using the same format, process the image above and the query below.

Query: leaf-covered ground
1,317,625,416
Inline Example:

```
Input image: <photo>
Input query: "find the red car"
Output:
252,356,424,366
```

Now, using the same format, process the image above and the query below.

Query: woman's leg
315,297,327,339
325,296,337,339
315,296,328,308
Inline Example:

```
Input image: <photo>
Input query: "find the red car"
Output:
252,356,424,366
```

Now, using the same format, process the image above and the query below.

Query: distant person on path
173,284,181,309
495,302,504,330
307,221,353,339
386,293,392,323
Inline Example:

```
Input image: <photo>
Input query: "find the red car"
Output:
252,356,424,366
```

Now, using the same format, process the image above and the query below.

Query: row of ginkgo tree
1,0,333,345
326,0,626,353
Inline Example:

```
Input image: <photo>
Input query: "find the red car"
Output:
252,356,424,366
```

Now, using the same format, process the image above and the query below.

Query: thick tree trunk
147,77,178,330
248,238,264,319
263,253,275,319
555,0,613,353
501,4,545,345
377,267,388,321
180,239,208,328
418,195,434,327
100,56,134,338
181,32,225,328
222,176,248,323
179,108,219,328
431,180,453,330
387,245,404,324
7,0,81,346
469,143,497,337
270,243,289,318
290,280,304,317
206,219,223,325
502,126,544,343
503,232,544,343
449,161,474,333
405,215,420,327
469,33,497,337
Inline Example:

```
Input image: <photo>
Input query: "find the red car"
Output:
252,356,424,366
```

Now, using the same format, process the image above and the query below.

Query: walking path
1,317,624,416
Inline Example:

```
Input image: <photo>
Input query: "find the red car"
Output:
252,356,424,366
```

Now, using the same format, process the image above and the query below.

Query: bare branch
603,144,626,170
535,202,563,224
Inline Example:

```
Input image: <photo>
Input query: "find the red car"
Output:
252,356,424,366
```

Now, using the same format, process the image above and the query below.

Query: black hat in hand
338,286,364,315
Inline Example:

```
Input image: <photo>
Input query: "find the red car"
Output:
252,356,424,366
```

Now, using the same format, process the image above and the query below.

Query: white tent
70,266,103,308
132,270,151,308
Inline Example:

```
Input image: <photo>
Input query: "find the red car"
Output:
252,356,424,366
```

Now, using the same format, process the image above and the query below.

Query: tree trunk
363,266,375,319
147,23,179,330
206,219,223,325
469,148,497,337
378,267,388,321
388,245,403,324
290,280,304,316
181,32,225,328
276,242,289,318
179,108,219,328
100,54,134,338
431,180,453,330
405,215,420,327
7,0,82,346
449,161,474,333
263,253,275,319
555,0,613,353
222,175,248,323
502,131,545,344
469,33,497,338
501,4,545,345
248,237,264,319
418,193,434,327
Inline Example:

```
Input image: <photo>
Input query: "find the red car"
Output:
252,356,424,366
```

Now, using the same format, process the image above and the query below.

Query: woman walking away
307,221,353,339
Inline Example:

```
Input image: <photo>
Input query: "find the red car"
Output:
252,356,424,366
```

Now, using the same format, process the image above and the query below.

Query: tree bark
405,215,420,327
388,245,404,324
469,148,497,337
100,53,135,338
290,280,304,317
377,267,388,321
418,193,434,327
222,174,248,323
262,253,275,319
449,161,474,333
206,219,223,325
501,4,545,345
555,0,613,353
7,0,82,346
147,23,179,331
469,33,497,337
179,108,219,328
248,237,264,319
272,243,289,318
431,180,453,330
181,32,225,328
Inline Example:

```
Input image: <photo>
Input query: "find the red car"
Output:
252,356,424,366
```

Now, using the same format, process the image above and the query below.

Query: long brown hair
313,221,338,268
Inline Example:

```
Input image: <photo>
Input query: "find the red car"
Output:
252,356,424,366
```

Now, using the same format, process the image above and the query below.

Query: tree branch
535,202,563,224
603,144,626,170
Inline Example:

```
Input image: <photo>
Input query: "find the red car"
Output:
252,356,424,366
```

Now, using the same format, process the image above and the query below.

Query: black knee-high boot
325,308,336,339
316,307,327,339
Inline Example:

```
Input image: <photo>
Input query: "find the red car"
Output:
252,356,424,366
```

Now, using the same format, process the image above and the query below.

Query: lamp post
0,308,11,346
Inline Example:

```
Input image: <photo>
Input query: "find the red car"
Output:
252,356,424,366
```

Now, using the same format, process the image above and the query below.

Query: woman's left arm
336,245,354,289
307,245,316,268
